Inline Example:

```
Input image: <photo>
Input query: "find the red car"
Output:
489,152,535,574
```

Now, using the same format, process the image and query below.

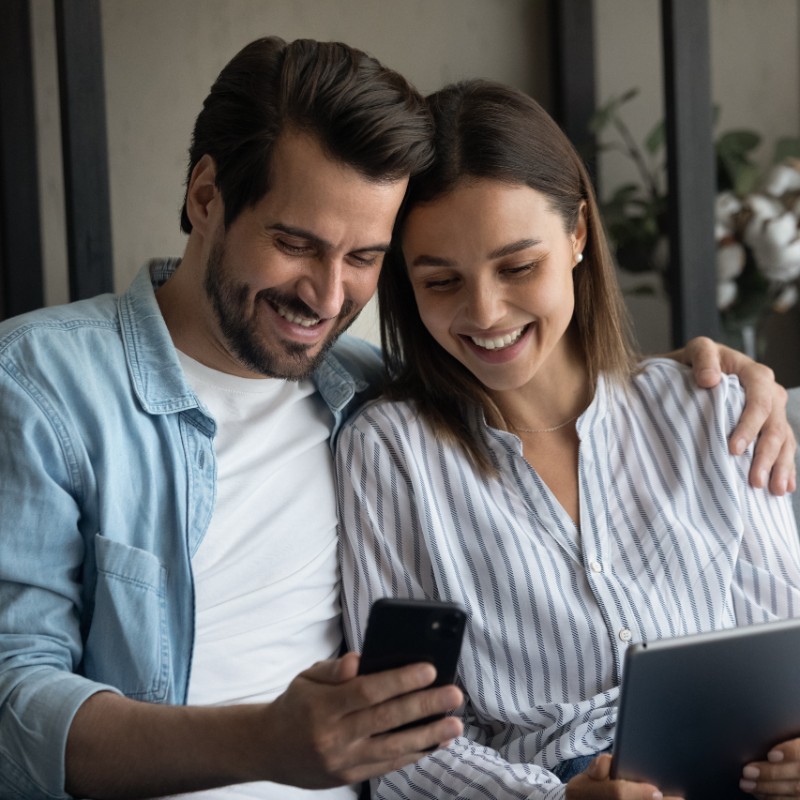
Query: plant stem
611,115,661,204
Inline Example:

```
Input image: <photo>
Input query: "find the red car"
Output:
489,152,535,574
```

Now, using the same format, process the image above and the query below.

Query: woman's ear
185,154,220,235
572,201,588,266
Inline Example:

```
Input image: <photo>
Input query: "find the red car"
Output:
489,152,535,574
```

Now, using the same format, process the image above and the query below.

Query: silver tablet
611,616,800,798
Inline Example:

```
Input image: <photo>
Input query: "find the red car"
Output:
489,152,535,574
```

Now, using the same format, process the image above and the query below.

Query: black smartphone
357,597,467,732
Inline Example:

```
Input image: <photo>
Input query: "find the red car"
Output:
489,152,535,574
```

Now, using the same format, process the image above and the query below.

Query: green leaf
644,121,665,156
608,183,642,202
773,137,800,162
589,88,640,133
716,129,761,158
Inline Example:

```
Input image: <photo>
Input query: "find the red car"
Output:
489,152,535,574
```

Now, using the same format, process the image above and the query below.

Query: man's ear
185,154,220,235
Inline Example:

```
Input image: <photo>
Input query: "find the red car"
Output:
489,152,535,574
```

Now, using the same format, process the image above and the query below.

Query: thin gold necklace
510,411,581,434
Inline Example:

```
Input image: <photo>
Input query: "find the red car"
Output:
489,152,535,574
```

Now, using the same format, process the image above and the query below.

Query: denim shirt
0,260,382,800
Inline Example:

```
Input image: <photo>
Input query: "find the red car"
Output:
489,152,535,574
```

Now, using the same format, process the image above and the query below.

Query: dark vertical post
661,0,720,345
551,0,597,183
55,0,114,300
0,0,45,319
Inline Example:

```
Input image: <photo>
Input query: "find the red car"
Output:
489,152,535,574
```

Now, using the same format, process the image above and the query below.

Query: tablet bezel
611,616,800,798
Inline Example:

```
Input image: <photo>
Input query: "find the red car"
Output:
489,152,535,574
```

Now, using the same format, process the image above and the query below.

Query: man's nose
297,258,346,319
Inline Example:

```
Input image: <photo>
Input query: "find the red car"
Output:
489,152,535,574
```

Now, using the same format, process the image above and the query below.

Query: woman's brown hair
378,79,639,472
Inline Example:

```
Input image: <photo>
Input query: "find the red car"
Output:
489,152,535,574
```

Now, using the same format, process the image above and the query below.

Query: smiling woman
336,78,800,800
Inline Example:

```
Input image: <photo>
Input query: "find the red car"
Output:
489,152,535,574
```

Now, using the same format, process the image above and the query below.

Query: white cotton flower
747,193,785,222
743,195,786,248
758,239,800,282
717,241,746,282
763,163,800,197
715,191,742,227
717,280,738,310
715,222,732,241
762,211,798,248
751,217,800,282
772,283,799,313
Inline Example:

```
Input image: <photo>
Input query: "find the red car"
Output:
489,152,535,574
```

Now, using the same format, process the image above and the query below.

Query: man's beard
203,237,359,380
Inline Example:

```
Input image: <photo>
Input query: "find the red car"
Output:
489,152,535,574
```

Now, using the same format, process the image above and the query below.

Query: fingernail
768,749,784,762
742,765,759,779
740,779,757,792
758,469,769,487
652,792,663,800
732,438,746,455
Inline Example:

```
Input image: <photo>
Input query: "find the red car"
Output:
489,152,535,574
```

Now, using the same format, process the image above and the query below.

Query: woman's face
401,179,586,394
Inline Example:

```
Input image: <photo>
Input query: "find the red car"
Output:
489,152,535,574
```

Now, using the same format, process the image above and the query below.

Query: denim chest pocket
83,534,171,701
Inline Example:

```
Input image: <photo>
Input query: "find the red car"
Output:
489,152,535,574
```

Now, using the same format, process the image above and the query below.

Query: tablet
611,616,800,798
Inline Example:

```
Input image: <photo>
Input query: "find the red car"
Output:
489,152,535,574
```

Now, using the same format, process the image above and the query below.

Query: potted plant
591,89,800,357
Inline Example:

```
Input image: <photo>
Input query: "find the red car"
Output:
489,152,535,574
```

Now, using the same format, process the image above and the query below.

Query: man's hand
566,753,683,799
667,336,797,495
740,738,800,797
260,651,463,788
65,654,463,797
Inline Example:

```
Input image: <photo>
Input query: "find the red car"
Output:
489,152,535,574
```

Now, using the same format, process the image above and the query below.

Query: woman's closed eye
422,275,459,291
501,261,539,279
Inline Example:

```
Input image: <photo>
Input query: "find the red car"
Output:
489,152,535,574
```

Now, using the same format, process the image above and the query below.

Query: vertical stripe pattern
336,359,800,799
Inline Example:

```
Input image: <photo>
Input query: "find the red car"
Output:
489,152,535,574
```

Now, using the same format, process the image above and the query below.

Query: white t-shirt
172,352,356,800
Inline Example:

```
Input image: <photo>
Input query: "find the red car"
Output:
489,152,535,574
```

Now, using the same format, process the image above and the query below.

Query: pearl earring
575,253,584,264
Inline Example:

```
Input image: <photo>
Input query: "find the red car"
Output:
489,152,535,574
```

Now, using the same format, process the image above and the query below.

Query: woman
336,79,800,799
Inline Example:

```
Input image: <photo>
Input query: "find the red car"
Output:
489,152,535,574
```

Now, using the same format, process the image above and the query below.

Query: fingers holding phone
356,598,467,744
262,649,463,788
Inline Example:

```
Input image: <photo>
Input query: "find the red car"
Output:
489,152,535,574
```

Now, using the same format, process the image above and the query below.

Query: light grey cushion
787,387,800,528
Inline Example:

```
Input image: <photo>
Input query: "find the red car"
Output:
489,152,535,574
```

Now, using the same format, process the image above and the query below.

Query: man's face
202,132,408,380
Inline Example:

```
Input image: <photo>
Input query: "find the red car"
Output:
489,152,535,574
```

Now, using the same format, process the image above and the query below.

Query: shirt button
590,560,603,573
619,628,632,642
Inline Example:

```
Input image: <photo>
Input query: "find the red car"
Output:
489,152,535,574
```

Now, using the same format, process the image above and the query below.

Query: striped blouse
336,359,800,800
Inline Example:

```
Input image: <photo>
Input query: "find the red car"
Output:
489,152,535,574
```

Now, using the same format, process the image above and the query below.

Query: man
0,35,793,800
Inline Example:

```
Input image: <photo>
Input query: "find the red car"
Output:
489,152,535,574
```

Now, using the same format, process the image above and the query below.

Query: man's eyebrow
410,238,543,268
270,223,391,253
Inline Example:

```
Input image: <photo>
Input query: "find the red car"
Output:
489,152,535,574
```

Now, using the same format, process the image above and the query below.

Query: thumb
586,753,613,780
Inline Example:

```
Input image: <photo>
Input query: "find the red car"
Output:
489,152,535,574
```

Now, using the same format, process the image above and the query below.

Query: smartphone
357,597,467,732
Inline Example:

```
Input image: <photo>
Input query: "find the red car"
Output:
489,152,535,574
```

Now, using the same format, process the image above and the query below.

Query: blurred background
8,0,800,383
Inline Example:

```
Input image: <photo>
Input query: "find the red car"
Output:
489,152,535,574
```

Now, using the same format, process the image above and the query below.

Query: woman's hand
667,336,796,495
565,754,683,799
741,738,800,797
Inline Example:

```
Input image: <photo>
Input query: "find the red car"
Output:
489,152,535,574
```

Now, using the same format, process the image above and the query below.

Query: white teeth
275,304,319,328
470,327,525,350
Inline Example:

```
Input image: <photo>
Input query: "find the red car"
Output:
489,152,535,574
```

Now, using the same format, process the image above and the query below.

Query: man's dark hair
180,36,434,233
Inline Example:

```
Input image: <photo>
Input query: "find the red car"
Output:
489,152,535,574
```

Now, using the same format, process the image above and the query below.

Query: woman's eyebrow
487,238,542,259
411,238,543,268
410,254,456,268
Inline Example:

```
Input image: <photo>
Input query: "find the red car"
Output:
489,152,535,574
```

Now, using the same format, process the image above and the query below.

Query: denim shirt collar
119,259,369,435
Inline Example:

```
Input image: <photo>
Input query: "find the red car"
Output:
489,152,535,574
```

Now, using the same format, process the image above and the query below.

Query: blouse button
619,628,633,642
590,560,603,573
